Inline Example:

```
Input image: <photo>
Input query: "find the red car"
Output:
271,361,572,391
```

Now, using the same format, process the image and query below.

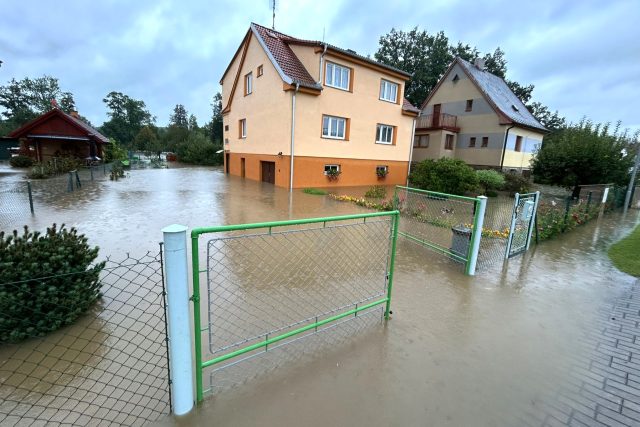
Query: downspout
407,118,416,186
499,125,515,172
289,83,300,191
318,43,328,85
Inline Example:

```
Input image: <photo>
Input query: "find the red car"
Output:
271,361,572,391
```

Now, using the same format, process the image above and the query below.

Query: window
469,137,476,148
481,136,489,148
515,136,523,152
325,62,350,91
376,124,394,145
239,119,246,138
224,138,229,145
444,134,454,150
245,72,253,95
324,164,340,175
452,74,460,83
413,135,429,148
224,125,229,131
465,99,473,112
322,115,347,139
379,79,398,103
257,65,263,77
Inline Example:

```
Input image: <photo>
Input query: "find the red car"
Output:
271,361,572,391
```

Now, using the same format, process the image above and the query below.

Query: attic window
511,104,520,112
452,74,460,83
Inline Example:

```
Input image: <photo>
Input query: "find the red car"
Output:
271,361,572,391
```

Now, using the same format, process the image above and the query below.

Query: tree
204,92,223,144
59,92,76,113
527,102,566,132
188,114,199,132
169,104,188,128
133,126,159,154
532,119,638,197
409,158,479,195
374,28,510,106
476,170,506,195
100,91,154,148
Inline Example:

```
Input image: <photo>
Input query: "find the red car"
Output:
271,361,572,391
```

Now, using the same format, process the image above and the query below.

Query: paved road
530,279,640,427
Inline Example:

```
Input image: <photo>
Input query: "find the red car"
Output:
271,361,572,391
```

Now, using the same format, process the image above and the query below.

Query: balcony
415,113,460,132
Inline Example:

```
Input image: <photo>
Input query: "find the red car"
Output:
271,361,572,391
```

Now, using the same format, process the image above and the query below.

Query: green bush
302,188,328,195
27,157,83,179
476,169,505,195
104,138,128,162
409,158,478,196
110,161,125,180
175,132,223,166
503,172,531,196
0,224,104,343
9,155,34,168
364,185,387,199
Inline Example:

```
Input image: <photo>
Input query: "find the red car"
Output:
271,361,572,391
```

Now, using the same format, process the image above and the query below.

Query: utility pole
624,142,640,212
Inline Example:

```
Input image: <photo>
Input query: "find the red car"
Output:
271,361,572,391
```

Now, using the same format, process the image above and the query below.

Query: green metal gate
505,192,540,258
190,211,399,401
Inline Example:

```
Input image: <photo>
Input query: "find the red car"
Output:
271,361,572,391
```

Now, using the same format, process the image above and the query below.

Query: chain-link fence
394,186,480,272
476,197,513,270
0,183,33,231
193,212,398,400
0,250,170,426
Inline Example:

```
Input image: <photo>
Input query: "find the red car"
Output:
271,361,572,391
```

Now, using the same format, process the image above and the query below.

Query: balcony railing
415,113,460,132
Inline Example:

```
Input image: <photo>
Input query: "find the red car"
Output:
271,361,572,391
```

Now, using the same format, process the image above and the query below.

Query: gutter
407,118,416,186
318,43,328,85
289,83,300,191
499,125,515,172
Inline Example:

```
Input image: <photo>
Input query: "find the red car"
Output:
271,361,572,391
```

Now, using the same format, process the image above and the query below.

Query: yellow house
412,57,547,175
220,23,420,188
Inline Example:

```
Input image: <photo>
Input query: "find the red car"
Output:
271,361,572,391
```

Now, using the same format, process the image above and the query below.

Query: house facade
8,108,109,162
412,57,546,175
221,23,419,188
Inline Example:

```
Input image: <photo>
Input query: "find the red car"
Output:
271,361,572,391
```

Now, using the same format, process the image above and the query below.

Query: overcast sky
1,0,639,132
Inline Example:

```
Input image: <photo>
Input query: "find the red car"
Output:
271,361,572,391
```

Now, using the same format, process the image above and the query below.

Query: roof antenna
322,26,325,42
271,0,276,30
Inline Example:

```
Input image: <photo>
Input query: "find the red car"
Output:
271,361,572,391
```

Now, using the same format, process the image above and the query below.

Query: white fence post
162,224,194,415
467,196,487,276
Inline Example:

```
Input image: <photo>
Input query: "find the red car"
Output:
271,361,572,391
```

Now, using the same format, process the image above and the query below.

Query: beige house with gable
412,57,547,175
220,23,419,188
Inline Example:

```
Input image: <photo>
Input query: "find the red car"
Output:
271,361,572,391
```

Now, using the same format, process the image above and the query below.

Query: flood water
2,164,639,426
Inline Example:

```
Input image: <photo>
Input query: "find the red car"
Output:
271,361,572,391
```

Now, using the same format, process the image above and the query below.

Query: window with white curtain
379,80,398,103
322,115,347,139
376,124,394,144
325,62,350,90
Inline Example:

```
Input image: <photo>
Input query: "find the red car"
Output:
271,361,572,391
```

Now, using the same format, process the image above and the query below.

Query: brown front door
261,161,275,184
241,158,246,178
432,104,441,127
225,153,230,174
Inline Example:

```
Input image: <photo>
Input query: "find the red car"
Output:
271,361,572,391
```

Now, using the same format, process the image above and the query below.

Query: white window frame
322,115,347,140
324,164,340,175
379,79,398,103
376,124,394,145
240,119,247,138
245,73,253,95
325,62,350,91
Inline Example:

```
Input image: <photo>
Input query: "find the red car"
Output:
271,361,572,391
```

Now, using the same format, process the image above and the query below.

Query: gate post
162,224,194,415
525,191,540,251
466,196,487,276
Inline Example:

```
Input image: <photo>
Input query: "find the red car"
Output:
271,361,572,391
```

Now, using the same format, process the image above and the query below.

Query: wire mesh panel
476,197,514,270
0,184,31,230
506,192,539,258
394,186,478,268
192,212,399,400
0,251,170,426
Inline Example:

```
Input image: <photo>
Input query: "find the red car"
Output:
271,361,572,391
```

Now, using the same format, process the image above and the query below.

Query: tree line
1,27,637,188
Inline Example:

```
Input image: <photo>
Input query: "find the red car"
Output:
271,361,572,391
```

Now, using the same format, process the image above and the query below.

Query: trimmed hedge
0,224,104,343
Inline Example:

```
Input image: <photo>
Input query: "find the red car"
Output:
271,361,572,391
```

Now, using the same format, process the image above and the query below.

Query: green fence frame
394,186,485,275
190,211,400,402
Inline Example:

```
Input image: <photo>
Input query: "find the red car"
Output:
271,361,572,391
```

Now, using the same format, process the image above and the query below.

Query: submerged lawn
608,225,640,277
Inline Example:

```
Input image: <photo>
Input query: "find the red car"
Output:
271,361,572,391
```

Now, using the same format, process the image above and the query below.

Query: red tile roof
402,98,420,113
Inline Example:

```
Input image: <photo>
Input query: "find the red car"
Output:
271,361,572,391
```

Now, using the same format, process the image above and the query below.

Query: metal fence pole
586,191,592,213
27,181,34,214
75,170,81,188
505,193,520,259
90,166,94,181
525,191,540,251
384,212,399,319
162,224,194,415
191,233,204,403
466,196,487,275
67,172,73,192
562,197,571,232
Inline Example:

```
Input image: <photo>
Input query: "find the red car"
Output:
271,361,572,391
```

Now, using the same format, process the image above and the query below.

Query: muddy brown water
1,165,639,426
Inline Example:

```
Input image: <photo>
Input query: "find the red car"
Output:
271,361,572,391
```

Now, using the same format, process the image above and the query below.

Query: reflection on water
2,166,640,426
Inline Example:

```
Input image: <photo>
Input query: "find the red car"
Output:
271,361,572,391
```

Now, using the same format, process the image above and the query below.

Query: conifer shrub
0,224,104,343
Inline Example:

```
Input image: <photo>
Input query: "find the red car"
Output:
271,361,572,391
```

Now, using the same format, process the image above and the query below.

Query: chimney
70,111,79,118
474,58,486,70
